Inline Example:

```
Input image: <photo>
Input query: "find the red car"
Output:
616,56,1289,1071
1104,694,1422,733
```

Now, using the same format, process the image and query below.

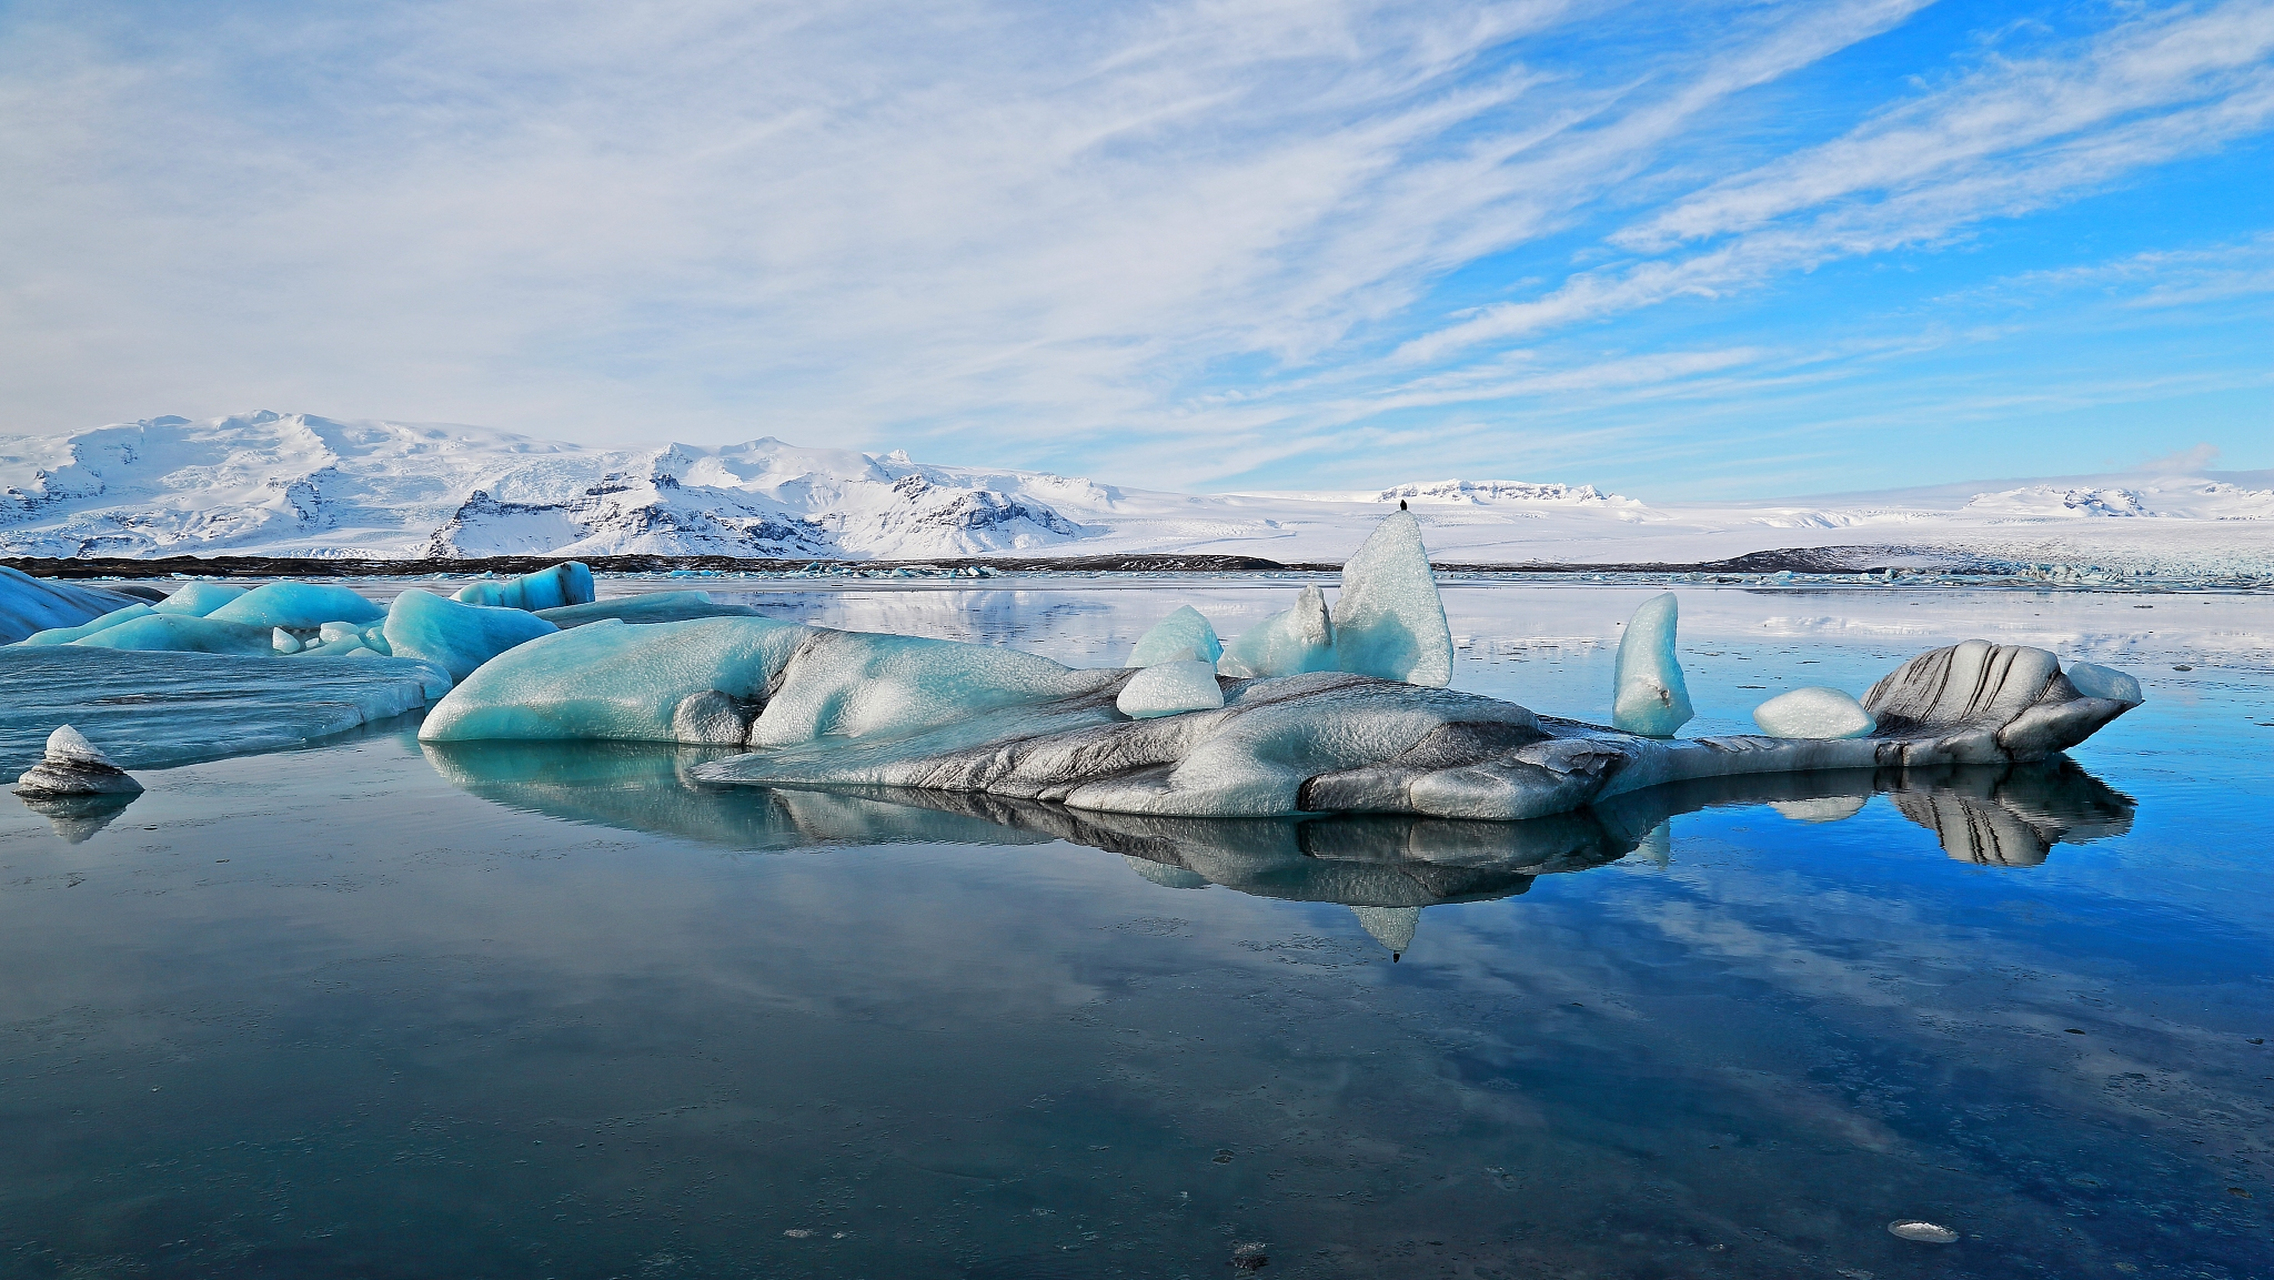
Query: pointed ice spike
1612,592,1694,737
1332,511,1453,687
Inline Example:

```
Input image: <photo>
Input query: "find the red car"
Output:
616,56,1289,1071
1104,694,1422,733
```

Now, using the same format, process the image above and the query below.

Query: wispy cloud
0,0,2268,493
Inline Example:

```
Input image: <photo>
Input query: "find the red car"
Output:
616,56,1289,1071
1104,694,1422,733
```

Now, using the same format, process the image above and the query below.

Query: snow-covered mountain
3,411,2271,576
0,412,1099,560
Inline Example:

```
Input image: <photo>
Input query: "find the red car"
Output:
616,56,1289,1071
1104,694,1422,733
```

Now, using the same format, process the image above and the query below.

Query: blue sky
2,0,2268,497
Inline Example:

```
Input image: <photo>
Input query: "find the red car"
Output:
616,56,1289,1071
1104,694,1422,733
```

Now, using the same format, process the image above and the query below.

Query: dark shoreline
4,544,1963,579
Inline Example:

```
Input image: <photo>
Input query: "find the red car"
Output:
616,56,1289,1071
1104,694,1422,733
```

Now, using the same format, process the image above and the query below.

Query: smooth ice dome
1332,511,1453,687
152,581,249,616
2065,661,2143,705
1612,592,1694,737
1218,586,1335,679
1116,660,1225,719
455,563,596,611
206,582,385,630
13,724,144,798
1126,606,1221,668
1752,686,1876,739
381,588,558,682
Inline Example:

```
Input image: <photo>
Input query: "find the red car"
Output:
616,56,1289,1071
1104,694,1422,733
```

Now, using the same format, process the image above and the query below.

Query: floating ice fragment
1218,586,1334,679
454,562,595,611
1332,511,1452,687
1126,606,1221,668
15,603,155,646
2064,661,2143,706
318,621,364,644
69,612,275,655
1752,687,1876,739
1612,593,1693,737
13,725,143,797
152,581,249,616
207,582,384,630
1887,1220,1959,1244
272,628,302,654
382,588,557,682
1116,660,1225,719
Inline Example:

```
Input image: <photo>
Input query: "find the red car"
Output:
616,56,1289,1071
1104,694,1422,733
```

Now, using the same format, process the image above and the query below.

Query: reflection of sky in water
1,584,2269,1278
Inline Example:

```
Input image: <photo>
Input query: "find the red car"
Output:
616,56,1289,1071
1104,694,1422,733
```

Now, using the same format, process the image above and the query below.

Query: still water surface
2,583,2269,1279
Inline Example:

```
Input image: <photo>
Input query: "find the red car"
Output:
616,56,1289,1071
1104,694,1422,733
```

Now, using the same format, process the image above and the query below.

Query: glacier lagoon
2,578,2270,1279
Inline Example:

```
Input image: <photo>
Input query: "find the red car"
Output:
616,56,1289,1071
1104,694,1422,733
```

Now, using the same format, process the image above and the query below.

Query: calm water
2,582,2270,1279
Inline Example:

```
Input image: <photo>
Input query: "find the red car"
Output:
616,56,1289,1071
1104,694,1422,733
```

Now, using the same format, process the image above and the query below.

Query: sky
1,0,2269,498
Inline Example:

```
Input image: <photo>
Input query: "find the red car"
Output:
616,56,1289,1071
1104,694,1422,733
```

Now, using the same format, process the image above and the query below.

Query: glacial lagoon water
2,581,2271,1279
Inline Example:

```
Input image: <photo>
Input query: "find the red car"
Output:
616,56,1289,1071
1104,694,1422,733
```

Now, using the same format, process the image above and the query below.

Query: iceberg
1611,592,1693,737
1752,687,1876,739
271,627,303,654
0,565,145,644
14,602,156,646
13,725,143,797
1116,660,1226,719
381,588,558,682
1126,605,1223,667
68,612,275,655
1332,511,1453,687
1217,586,1335,679
151,581,249,616
454,562,596,611
205,581,384,630
682,640,2134,822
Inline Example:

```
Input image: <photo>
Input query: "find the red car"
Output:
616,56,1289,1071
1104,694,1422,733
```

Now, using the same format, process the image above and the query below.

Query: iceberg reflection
424,739,2133,894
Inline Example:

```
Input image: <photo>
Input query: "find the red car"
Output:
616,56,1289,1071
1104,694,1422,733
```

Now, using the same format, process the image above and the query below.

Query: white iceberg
1752,687,1876,739
1116,660,1225,719
1126,605,1222,668
1332,511,1452,687
381,588,557,682
1611,592,1693,737
454,563,596,611
1218,586,1335,679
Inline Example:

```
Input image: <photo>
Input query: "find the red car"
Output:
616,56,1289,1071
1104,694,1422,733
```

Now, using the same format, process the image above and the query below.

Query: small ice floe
1752,686,1876,739
1886,1220,1960,1243
13,725,144,798
2065,661,2144,705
